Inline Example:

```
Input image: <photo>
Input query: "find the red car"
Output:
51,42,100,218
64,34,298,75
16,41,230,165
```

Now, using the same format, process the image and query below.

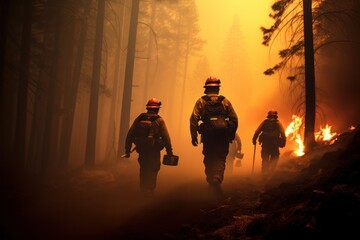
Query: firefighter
226,132,244,174
124,98,173,196
252,109,286,175
190,76,238,197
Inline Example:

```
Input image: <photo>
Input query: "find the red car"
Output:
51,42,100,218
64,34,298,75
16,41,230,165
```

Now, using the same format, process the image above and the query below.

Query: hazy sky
196,0,276,73
191,0,293,175
194,0,285,110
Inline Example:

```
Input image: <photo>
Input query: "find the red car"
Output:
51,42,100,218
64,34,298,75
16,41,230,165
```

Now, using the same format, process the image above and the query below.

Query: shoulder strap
218,95,225,102
149,115,160,122
137,112,148,121
201,95,225,102
201,95,210,101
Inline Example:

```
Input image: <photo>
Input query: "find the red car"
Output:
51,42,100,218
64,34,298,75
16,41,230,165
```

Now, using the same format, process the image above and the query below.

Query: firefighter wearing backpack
124,98,173,196
190,76,238,197
252,109,286,175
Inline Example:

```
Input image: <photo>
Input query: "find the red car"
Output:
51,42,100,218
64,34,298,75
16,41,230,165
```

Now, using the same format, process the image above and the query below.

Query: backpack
133,113,160,151
259,119,285,147
200,95,229,135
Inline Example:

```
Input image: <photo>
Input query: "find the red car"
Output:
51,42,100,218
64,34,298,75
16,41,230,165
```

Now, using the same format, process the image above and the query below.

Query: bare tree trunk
60,0,91,168
303,0,316,152
143,0,156,104
117,0,140,160
85,0,106,167
178,32,190,137
51,3,75,170
27,63,47,174
0,0,11,164
13,0,33,169
104,2,126,163
41,3,62,172
166,12,181,125
0,0,10,100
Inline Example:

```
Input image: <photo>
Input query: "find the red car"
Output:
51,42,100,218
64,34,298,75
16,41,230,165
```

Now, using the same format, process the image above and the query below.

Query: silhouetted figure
252,109,286,176
226,132,244,174
124,98,173,196
190,76,238,198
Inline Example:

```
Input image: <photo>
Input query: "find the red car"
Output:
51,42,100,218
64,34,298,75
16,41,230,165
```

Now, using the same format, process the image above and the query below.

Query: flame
285,115,305,156
285,115,343,156
315,124,337,144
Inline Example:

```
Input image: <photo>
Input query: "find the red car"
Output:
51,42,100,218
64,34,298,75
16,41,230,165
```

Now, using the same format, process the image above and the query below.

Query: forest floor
2,125,360,239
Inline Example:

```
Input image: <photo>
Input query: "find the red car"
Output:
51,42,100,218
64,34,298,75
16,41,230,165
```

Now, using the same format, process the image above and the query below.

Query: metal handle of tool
120,147,136,158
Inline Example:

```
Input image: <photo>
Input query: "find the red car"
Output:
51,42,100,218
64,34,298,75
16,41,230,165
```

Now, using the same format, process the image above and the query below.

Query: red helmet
203,76,221,88
267,109,278,117
146,98,161,109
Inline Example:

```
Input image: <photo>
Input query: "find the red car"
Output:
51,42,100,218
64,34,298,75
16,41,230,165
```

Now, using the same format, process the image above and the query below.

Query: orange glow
192,0,282,175
285,115,305,156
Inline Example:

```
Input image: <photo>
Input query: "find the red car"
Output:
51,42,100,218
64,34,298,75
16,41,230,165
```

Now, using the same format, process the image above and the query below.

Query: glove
252,137,257,145
191,137,198,146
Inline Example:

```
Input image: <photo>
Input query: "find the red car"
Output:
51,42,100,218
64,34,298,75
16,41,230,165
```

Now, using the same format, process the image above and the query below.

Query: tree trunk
165,11,181,125
27,1,59,174
40,3,62,172
117,0,140,160
27,65,47,173
303,0,316,152
13,0,33,169
104,2,126,163
60,0,91,168
0,0,11,164
85,0,106,167
51,0,79,170
178,32,190,137
143,0,156,104
0,0,10,99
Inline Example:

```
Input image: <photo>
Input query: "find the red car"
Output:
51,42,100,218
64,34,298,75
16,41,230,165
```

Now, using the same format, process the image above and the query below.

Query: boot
209,178,223,197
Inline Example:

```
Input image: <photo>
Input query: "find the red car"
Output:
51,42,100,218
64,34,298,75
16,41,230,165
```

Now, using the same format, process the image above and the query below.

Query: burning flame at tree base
285,115,339,157
285,115,305,156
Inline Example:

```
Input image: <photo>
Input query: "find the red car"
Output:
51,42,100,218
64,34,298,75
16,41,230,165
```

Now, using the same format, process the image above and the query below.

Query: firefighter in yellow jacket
124,98,173,196
190,76,238,197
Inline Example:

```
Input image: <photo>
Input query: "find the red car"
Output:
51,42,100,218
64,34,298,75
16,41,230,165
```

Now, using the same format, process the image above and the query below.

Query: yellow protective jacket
190,93,238,141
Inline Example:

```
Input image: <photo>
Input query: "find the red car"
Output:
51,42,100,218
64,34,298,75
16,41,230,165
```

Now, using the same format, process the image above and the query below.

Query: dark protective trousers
260,142,280,174
137,150,161,192
202,133,229,185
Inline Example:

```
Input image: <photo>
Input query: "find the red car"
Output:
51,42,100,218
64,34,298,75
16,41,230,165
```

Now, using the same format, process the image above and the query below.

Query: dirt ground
3,126,360,239
3,159,267,239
